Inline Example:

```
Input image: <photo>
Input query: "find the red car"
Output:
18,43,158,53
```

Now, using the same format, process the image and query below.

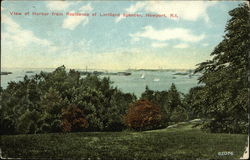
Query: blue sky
1,0,245,70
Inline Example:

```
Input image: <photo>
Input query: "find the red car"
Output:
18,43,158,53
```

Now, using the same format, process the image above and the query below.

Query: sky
1,0,246,70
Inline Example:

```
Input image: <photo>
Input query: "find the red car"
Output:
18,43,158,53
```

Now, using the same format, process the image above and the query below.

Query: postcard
0,0,249,159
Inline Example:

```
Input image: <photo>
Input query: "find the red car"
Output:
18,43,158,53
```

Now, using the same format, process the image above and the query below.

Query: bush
61,104,89,132
140,84,184,125
124,99,162,131
170,105,189,122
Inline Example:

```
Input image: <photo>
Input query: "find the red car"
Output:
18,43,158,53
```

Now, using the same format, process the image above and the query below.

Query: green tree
170,105,189,122
71,75,136,131
0,65,136,134
183,86,206,119
0,76,42,134
16,109,41,134
39,88,66,133
141,84,184,123
195,3,249,133
168,83,182,113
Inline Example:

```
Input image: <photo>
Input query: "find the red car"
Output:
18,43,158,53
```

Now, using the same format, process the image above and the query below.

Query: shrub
124,99,162,131
61,104,89,132
141,84,184,125
170,105,189,122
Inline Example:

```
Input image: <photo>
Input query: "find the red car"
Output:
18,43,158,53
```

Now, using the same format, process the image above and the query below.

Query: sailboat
153,78,160,82
141,73,145,79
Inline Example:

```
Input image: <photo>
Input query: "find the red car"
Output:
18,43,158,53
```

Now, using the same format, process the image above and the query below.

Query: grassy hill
1,121,247,159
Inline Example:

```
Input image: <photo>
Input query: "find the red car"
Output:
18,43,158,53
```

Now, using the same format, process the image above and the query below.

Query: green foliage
141,83,185,124
168,83,182,112
38,88,66,133
194,3,249,133
170,105,189,122
183,86,206,119
0,66,136,134
16,109,41,134
0,75,43,134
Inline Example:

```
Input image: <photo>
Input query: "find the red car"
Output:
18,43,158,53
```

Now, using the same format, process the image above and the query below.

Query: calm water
0,68,200,97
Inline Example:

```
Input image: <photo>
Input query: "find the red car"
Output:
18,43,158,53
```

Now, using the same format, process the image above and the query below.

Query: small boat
26,71,34,73
117,72,131,76
153,78,160,82
141,73,145,79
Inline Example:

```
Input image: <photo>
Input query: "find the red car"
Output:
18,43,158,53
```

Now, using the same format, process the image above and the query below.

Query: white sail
141,73,145,79
153,78,160,82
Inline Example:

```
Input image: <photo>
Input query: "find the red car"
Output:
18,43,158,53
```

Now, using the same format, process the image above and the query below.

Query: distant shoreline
1,67,195,72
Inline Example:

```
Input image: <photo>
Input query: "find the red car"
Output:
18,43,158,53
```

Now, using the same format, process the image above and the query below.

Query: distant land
0,72,12,75
126,68,194,72
0,68,199,76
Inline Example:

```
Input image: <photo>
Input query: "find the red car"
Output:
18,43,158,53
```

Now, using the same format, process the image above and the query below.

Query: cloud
202,43,209,47
2,14,51,47
116,1,217,23
79,3,92,12
1,14,58,69
173,43,189,49
125,2,146,13
115,2,146,23
115,15,125,23
46,1,73,11
62,3,92,30
130,26,205,43
151,42,168,48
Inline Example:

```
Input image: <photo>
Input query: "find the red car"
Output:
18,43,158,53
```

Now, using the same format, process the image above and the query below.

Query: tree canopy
0,66,136,134
194,3,249,134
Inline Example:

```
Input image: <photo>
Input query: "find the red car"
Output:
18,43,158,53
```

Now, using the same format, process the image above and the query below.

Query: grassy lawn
1,122,248,159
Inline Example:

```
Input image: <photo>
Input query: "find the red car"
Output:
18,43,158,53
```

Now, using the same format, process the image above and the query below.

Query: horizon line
1,66,196,71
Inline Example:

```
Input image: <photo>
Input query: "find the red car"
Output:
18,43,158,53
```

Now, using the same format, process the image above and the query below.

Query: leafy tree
39,88,67,133
61,104,89,132
0,76,42,134
140,83,183,124
105,90,136,131
168,83,182,113
194,3,249,133
70,75,136,131
170,105,189,122
0,65,136,134
141,85,156,102
124,99,162,131
16,109,41,134
183,86,206,119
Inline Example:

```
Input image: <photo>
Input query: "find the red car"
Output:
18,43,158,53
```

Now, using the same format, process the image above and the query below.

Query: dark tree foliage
140,83,186,125
0,66,136,134
194,3,249,134
183,86,206,120
170,105,189,122
61,104,89,132
124,99,162,131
